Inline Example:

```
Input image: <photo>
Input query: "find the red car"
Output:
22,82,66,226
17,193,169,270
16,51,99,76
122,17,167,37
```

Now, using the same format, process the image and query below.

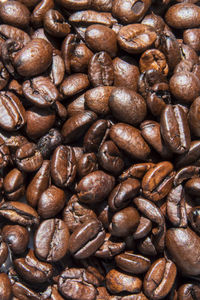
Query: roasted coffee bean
58,267,100,300
2,225,29,255
38,185,66,219
25,107,55,140
26,160,50,207
161,105,191,154
143,257,177,300
69,218,105,259
0,240,8,267
0,91,26,131
14,249,53,284
185,178,200,196
15,143,43,173
0,137,10,169
167,185,187,228
133,216,152,239
113,56,139,91
34,218,70,262
139,49,168,75
13,39,53,77
50,51,65,86
85,86,113,115
112,0,151,24
110,123,151,160
77,152,98,177
174,166,200,186
77,170,115,204
44,9,70,37
12,281,40,300
31,0,54,28
84,119,111,152
108,178,140,211
108,87,147,125
117,24,157,54
37,128,62,158
115,252,151,274
165,3,200,29
60,73,90,98
85,25,117,58
166,227,200,275
119,162,155,181
88,51,114,87
62,195,97,232
0,61,9,91
3,168,25,201
22,76,59,108
0,273,12,300
141,161,175,201
0,201,39,226
106,269,142,294
95,233,125,259
51,145,76,188
109,206,140,237
98,140,124,175
61,111,97,144
188,206,200,234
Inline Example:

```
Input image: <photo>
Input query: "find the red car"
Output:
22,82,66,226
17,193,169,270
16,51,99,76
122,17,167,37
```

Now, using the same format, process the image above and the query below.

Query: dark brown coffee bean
0,1,30,29
185,178,200,196
139,49,168,75
106,269,142,294
110,123,151,160
113,56,140,91
178,283,200,300
175,140,200,169
92,0,112,11
174,166,200,186
0,137,10,169
26,160,50,207
88,51,114,87
58,267,100,300
108,178,140,211
76,170,115,204
15,143,43,173
51,146,76,188
165,3,200,29
0,201,39,226
85,25,117,58
37,128,63,159
112,0,151,24
0,240,8,267
119,162,155,181
167,185,187,228
141,120,171,158
69,218,105,259
188,97,200,137
61,111,97,144
138,235,157,257
62,195,97,232
12,281,40,300
142,161,174,201
109,206,140,237
95,233,125,259
188,206,200,234
166,227,200,275
0,273,12,300
3,168,25,201
0,91,26,131
34,218,69,262
109,87,147,125
161,105,191,154
60,73,90,98
50,51,65,86
69,10,113,27
143,257,177,300
133,216,152,239
44,9,70,37
14,249,53,284
117,24,157,54
70,43,93,74
13,38,52,77
85,86,113,115
183,28,200,52
25,107,55,140
38,185,66,219
77,152,98,178
115,252,151,274
0,61,9,91
170,72,200,103
2,225,29,255
83,119,111,152
22,76,59,108
98,140,124,175
31,0,54,28
0,24,30,46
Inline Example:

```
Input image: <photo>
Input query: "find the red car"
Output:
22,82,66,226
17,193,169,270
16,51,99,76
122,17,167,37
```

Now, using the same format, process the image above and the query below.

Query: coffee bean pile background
0,0,200,299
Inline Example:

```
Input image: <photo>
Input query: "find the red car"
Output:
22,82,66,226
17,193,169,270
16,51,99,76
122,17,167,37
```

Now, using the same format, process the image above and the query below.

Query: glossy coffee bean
34,218,70,262
0,273,12,300
115,252,151,274
3,168,25,201
2,225,29,255
69,218,105,259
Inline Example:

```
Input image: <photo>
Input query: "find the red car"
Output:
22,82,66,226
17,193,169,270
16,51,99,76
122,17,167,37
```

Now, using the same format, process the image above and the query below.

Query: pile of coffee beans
0,0,200,299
